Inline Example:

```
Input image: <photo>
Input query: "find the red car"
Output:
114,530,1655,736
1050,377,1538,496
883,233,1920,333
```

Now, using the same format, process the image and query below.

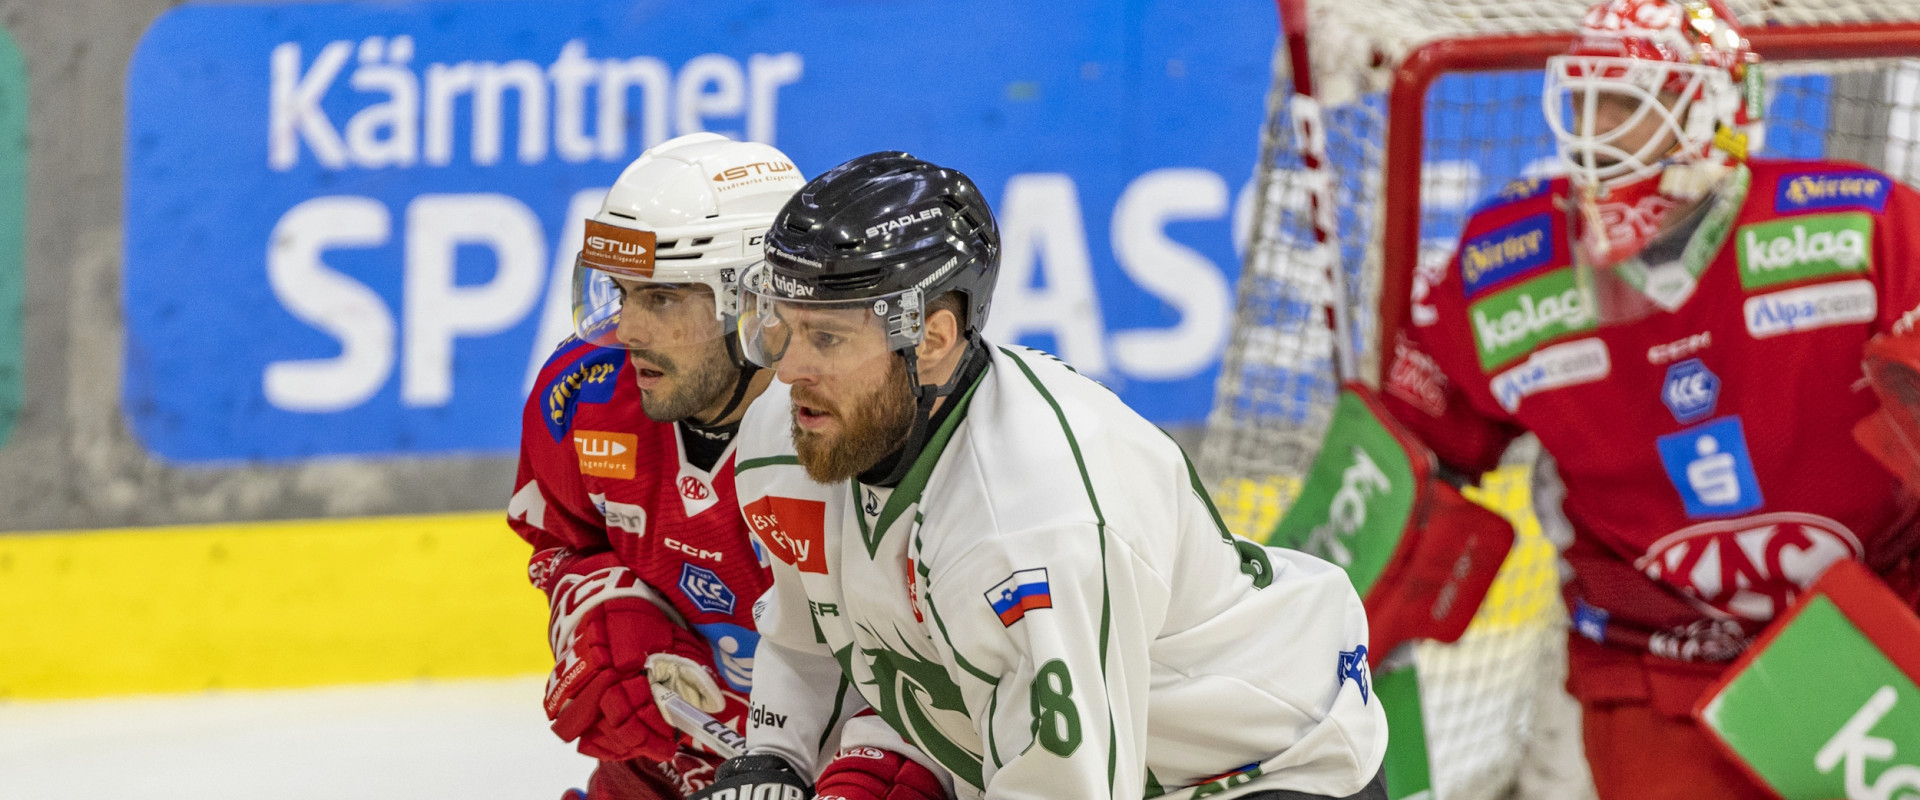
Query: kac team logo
1661,359,1719,424
1634,512,1861,621
679,563,737,615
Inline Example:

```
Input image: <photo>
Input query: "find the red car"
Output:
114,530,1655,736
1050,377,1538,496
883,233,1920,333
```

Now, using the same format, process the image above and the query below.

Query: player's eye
630,288,682,310
808,330,842,350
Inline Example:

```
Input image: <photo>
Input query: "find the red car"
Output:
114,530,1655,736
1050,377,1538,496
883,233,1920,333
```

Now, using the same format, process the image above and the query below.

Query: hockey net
1199,1,1920,797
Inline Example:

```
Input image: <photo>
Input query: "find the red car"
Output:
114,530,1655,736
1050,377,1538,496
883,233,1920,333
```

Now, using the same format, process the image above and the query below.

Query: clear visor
572,254,727,350
1544,56,1713,191
736,261,925,377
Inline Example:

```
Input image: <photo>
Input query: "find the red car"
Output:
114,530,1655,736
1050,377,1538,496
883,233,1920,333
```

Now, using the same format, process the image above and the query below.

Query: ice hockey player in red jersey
1377,0,1920,796
507,133,803,800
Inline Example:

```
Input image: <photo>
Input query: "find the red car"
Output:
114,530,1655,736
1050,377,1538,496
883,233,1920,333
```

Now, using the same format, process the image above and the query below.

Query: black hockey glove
687,753,810,800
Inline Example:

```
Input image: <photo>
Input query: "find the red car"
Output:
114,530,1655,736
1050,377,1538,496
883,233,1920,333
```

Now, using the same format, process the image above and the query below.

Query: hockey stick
652,682,747,759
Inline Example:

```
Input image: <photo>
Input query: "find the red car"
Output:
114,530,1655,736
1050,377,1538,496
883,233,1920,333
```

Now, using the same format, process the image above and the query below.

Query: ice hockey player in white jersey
689,152,1388,800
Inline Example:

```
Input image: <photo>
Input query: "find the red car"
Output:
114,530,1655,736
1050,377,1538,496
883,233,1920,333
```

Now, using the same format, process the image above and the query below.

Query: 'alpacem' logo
1744,280,1877,339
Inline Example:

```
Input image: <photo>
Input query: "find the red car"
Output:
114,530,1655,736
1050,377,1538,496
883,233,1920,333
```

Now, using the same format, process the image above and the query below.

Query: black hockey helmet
738,152,1001,485
745,151,999,351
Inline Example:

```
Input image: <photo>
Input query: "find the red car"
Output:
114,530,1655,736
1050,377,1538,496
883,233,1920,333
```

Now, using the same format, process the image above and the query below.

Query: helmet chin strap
690,331,763,429
869,336,986,487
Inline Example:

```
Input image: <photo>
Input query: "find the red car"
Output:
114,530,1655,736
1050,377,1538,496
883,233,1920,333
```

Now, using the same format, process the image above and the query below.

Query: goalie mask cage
1199,1,1920,798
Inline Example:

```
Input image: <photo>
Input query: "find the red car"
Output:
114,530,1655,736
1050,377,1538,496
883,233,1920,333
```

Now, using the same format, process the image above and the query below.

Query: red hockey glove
544,553,716,763
814,746,949,800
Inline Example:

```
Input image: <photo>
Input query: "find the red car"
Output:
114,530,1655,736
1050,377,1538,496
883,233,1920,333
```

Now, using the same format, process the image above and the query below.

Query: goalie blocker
1266,384,1516,665
1693,558,1920,799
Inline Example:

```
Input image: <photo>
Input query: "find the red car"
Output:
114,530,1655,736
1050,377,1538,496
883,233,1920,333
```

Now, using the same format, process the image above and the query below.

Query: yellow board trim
0,512,549,700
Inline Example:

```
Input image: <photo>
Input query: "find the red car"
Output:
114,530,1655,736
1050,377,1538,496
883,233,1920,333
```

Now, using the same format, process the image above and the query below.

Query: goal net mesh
1198,2,1920,797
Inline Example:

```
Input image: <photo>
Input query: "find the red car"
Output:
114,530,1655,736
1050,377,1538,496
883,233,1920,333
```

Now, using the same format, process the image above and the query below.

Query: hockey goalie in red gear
508,133,802,800
1375,0,1920,797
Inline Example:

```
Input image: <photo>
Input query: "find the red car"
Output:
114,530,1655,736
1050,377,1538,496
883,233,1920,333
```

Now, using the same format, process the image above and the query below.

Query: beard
790,357,916,484
633,340,737,423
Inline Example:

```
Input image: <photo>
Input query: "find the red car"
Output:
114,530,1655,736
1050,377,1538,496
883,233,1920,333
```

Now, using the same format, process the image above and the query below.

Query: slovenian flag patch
985,568,1052,627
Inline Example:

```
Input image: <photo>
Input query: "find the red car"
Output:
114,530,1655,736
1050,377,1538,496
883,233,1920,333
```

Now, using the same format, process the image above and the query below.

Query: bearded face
788,354,915,484
628,336,738,423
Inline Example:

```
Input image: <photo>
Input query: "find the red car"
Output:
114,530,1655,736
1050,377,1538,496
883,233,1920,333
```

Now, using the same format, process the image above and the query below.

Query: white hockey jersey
734,345,1387,800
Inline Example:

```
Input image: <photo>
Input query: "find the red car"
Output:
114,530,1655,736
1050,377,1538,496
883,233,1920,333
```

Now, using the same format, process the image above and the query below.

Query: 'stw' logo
712,160,798,184
573,430,638,479
580,218,656,275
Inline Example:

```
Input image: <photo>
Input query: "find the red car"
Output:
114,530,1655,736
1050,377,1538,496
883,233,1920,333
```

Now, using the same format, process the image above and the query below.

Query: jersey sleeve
922,525,1156,800
1379,325,1524,477
508,344,613,597
1874,179,1920,337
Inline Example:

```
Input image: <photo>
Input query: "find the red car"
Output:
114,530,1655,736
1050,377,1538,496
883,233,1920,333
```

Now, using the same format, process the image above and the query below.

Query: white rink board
0,676,595,799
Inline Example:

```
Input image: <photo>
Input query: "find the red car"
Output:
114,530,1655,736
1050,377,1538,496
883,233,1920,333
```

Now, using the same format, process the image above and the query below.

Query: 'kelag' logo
1736,213,1872,290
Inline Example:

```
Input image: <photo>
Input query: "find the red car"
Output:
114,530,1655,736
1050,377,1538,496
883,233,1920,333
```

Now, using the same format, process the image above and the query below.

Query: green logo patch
1467,269,1594,370
1699,596,1920,798
1737,212,1873,290
1268,390,1418,597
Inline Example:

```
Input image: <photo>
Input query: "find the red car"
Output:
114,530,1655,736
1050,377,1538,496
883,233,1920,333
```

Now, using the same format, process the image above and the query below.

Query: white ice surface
0,676,597,799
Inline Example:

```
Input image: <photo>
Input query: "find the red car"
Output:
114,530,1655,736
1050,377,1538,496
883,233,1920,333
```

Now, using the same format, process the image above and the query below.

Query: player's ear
916,304,962,371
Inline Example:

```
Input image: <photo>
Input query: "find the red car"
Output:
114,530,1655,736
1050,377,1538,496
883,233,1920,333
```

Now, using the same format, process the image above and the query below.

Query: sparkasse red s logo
679,476,711,501
1634,512,1862,622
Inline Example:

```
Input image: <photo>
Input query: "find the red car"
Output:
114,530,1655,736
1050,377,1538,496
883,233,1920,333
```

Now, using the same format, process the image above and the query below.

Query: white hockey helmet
573,132,804,350
1543,0,1759,195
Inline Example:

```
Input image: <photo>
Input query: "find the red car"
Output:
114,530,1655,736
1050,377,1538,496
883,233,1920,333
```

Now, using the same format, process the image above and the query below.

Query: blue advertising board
123,0,1277,463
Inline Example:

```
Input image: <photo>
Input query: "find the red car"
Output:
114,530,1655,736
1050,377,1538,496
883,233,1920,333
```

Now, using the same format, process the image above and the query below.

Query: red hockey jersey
1380,160,1920,707
508,338,773,702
